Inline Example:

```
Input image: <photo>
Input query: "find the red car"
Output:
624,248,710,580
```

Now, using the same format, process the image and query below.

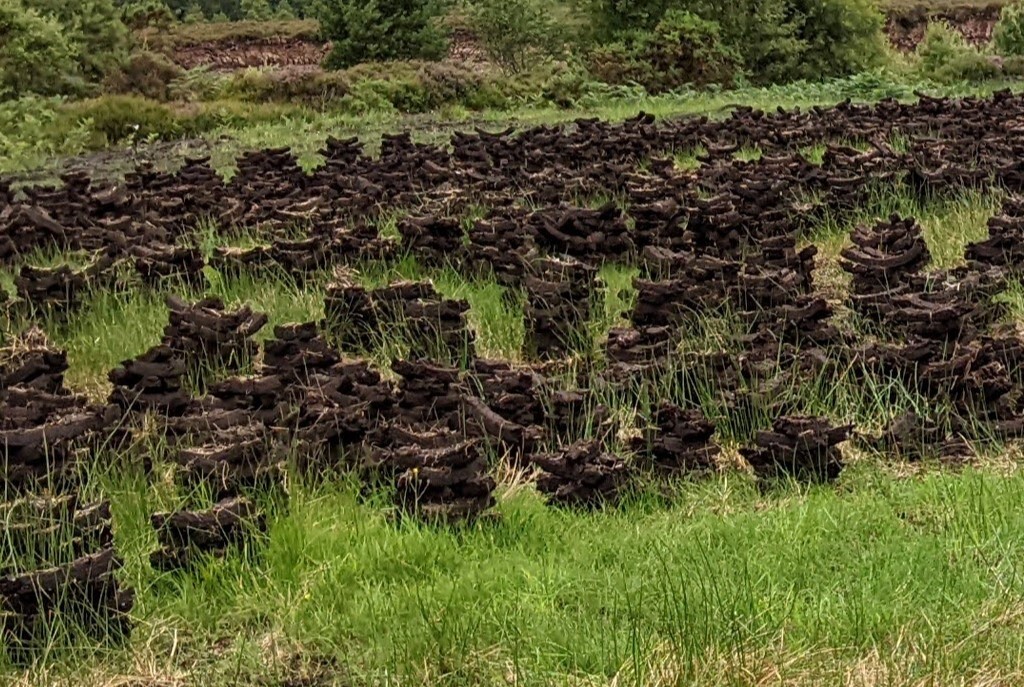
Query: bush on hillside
320,0,447,69
467,0,559,74
580,0,884,85
0,0,78,98
103,50,184,100
995,2,1024,57
587,10,738,92
63,94,185,144
917,21,999,83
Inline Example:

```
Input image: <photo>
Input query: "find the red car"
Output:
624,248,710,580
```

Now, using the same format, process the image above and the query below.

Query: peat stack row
966,198,1024,276
108,345,189,416
0,327,68,392
262,322,340,385
532,440,631,508
741,416,852,482
462,359,546,459
0,548,134,648
132,244,206,288
524,256,596,359
390,436,496,524
324,276,475,361
632,403,720,474
162,296,269,369
1,389,118,493
840,215,931,322
170,425,282,499
15,257,114,316
150,497,265,571
0,496,113,574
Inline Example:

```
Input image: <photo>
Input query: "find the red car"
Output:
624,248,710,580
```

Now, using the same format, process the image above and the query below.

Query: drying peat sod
6,90,1024,684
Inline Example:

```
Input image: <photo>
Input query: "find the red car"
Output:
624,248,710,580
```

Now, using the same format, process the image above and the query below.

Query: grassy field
5,146,1024,687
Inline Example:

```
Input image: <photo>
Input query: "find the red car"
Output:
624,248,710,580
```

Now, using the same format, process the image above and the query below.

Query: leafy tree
24,0,128,83
995,2,1024,57
0,0,77,97
273,0,295,19
320,0,447,69
240,0,271,20
580,0,884,84
467,0,558,73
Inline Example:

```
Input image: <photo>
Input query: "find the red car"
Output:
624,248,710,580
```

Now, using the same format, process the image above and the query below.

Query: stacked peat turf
1,395,118,493
461,359,547,458
0,547,134,648
204,374,287,426
170,425,281,498
839,215,931,321
402,296,476,362
524,256,596,359
391,358,465,427
0,496,113,573
526,202,634,260
149,497,265,571
132,244,205,287
966,198,1024,275
532,440,631,508
741,416,852,482
209,244,272,275
108,345,189,416
15,256,113,315
162,296,268,368
391,436,496,524
262,322,340,385
397,215,465,267
325,276,474,360
287,362,392,474
631,403,719,474
0,327,68,392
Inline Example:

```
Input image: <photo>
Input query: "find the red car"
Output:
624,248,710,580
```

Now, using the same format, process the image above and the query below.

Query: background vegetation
1,0,1024,164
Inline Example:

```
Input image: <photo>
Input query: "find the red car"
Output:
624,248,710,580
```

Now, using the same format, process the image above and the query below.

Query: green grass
13,464,1024,686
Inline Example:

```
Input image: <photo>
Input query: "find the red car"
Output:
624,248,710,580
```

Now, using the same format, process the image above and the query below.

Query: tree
468,0,558,73
320,0,447,69
23,0,128,84
240,0,271,20
273,0,296,19
0,0,77,97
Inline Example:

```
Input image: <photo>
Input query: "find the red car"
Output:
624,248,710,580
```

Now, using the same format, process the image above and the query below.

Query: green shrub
25,0,129,84
916,21,999,83
580,0,884,85
0,0,78,98
1002,53,1024,76
995,2,1024,57
239,0,271,20
0,96,95,172
121,0,175,31
319,0,447,69
168,65,229,101
63,94,185,144
103,50,184,100
467,0,558,74
587,10,738,92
